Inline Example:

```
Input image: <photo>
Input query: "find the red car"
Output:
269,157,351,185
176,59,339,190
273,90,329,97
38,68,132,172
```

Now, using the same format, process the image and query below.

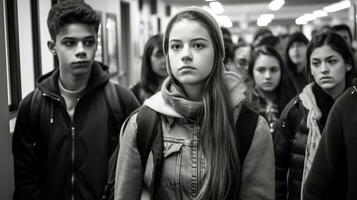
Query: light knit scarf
161,78,203,120
160,71,247,120
299,83,322,199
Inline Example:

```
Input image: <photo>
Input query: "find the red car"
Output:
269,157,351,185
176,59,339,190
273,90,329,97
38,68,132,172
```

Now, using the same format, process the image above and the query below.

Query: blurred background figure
233,44,252,73
256,35,285,57
248,46,296,134
252,28,273,47
221,27,235,67
332,24,353,48
285,32,309,92
130,34,167,104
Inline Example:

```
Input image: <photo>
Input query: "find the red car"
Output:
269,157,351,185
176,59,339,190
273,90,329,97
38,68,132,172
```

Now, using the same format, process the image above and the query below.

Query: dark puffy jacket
12,62,139,200
274,84,333,200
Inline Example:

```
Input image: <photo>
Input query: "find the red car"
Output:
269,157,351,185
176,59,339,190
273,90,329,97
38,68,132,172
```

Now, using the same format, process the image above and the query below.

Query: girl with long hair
248,46,296,134
130,34,167,104
275,32,356,200
114,7,274,200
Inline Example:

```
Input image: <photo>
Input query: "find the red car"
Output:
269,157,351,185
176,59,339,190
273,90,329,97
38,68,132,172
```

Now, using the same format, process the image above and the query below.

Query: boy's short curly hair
47,0,101,40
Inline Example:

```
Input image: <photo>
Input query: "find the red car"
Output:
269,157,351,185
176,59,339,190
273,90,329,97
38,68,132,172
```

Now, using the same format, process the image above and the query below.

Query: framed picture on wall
95,10,104,63
105,13,119,75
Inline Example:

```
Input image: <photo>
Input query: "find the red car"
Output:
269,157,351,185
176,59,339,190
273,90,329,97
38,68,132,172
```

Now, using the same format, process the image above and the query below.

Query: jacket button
281,121,286,128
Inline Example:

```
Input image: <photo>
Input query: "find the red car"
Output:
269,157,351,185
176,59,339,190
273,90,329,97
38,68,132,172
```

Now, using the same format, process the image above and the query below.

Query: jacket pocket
160,143,183,188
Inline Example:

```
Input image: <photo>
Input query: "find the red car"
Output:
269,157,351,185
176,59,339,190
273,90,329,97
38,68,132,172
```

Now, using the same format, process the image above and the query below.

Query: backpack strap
104,81,123,131
236,104,259,165
136,106,161,169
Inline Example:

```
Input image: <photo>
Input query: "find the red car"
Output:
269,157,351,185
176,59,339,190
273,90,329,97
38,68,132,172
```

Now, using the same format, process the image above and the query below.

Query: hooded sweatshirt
12,61,139,200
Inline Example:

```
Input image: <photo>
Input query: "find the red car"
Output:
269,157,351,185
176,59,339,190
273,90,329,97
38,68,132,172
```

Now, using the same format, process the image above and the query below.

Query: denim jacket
114,92,275,200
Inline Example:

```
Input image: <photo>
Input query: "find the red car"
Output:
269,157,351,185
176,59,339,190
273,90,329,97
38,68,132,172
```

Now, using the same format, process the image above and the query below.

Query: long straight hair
163,11,240,199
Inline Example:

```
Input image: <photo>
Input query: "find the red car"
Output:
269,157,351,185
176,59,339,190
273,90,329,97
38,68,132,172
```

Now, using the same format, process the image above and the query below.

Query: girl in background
274,33,355,200
114,7,274,200
130,34,167,104
248,46,296,133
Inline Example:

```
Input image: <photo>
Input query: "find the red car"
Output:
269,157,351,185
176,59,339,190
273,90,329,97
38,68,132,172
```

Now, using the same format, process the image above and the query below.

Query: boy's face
48,23,98,77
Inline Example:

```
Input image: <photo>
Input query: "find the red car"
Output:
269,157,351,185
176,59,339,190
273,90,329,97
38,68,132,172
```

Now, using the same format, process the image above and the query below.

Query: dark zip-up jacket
303,86,357,200
12,62,139,200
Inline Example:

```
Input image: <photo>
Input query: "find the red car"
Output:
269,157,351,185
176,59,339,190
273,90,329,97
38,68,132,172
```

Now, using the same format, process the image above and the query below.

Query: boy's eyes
62,40,96,47
63,40,76,47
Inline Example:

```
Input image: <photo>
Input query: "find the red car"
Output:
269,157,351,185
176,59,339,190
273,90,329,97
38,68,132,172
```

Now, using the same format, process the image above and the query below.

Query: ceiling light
313,10,328,17
217,15,233,28
205,0,216,2
209,2,224,14
323,0,351,13
268,0,285,11
295,14,316,25
257,14,274,26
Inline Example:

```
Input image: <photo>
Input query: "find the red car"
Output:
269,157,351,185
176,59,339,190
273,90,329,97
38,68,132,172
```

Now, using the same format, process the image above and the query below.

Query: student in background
256,35,285,56
274,33,355,200
114,7,274,200
130,34,167,104
285,32,309,92
248,46,296,134
252,28,273,47
12,1,139,200
332,24,353,48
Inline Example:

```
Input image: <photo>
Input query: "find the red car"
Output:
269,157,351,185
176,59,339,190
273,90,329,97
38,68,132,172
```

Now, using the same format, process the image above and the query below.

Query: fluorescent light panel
257,14,274,26
323,0,351,13
268,0,285,11
217,15,233,28
209,1,224,14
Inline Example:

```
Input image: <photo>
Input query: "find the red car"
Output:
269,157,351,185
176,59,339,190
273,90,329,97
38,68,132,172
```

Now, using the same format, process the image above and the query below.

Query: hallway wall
0,0,14,198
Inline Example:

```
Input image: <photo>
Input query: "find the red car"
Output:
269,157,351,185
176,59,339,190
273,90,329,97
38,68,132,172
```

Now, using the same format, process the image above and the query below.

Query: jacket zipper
195,125,201,192
43,92,78,200
71,126,75,200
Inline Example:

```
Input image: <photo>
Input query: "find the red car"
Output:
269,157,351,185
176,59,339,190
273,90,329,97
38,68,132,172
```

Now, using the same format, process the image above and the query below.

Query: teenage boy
12,1,139,200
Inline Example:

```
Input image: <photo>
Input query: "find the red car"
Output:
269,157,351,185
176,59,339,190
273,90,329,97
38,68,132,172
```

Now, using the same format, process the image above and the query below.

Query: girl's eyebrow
312,55,336,60
169,37,209,43
191,37,209,42
325,55,337,59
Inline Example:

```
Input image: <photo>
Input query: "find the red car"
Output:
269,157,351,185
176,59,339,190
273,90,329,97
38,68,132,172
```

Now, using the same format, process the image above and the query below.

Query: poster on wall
105,13,119,75
95,10,104,62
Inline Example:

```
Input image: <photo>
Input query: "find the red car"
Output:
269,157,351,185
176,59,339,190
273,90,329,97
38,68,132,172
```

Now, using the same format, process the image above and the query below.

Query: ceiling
161,0,346,29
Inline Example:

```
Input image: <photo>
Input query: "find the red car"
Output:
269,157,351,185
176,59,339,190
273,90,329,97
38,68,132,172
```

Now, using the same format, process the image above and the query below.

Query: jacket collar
37,61,110,98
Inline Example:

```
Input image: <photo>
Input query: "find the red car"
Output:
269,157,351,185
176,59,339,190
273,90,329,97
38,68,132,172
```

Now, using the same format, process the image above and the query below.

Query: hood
36,61,110,97
163,6,224,59
285,32,309,72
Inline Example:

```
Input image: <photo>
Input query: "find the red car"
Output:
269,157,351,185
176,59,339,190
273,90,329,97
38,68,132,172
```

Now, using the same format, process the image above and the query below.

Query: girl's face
168,19,214,89
310,45,351,91
150,46,167,78
289,41,307,65
253,54,281,92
